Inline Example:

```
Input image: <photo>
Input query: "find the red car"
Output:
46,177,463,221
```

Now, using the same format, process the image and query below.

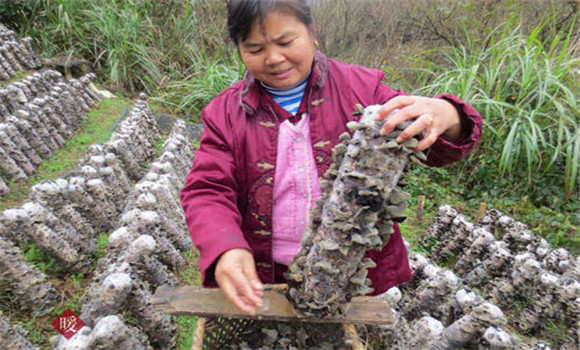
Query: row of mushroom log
0,69,102,193
422,206,579,338
0,93,159,274
368,205,578,349
0,96,195,348
373,255,576,348
0,25,40,80
55,118,195,349
1,101,197,348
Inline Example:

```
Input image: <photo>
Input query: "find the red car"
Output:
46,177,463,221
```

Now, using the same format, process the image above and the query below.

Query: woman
180,0,482,315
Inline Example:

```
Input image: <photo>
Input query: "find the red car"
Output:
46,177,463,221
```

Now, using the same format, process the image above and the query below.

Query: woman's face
238,9,316,89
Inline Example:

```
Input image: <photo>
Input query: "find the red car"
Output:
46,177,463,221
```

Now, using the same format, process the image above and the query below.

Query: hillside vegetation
2,0,578,252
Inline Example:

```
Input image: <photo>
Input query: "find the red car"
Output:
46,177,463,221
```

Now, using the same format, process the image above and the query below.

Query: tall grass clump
153,54,245,121
413,17,579,208
2,0,233,108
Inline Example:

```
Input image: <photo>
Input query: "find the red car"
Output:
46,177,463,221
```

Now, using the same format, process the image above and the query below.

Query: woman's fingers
375,97,443,151
218,277,259,315
395,113,435,143
217,268,263,315
215,248,264,315
238,267,264,308
377,97,425,136
415,130,438,151
391,114,439,151
375,96,462,143
244,262,264,298
376,95,415,120
378,106,424,136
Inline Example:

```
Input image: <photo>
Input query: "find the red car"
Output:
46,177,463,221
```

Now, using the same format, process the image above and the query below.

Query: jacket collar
240,50,328,116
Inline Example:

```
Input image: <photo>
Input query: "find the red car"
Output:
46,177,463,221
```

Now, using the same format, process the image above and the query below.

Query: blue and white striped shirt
261,74,310,115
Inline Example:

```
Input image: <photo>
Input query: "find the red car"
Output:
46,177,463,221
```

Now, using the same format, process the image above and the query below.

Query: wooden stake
342,323,366,350
416,195,426,224
191,317,206,350
475,202,487,223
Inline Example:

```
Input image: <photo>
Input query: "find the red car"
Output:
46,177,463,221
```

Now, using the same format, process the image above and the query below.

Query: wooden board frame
152,284,394,325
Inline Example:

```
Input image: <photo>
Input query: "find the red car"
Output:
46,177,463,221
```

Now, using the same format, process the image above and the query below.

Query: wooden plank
152,284,394,325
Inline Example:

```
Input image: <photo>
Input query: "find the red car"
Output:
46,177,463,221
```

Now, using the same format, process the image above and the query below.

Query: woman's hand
375,96,462,152
215,248,264,315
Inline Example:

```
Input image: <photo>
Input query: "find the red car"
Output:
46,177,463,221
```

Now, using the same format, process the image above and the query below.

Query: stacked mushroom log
0,311,38,350
0,95,160,326
0,234,57,317
373,247,575,349
0,177,6,195
0,69,102,194
0,25,40,80
54,119,195,350
286,105,426,317
382,205,579,349
374,248,521,349
53,315,147,350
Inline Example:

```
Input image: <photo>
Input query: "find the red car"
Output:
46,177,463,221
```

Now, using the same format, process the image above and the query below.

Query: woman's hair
227,0,314,44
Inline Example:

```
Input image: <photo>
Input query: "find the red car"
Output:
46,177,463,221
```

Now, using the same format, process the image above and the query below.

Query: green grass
0,70,31,88
176,248,202,350
7,0,230,97
396,16,580,253
95,233,109,260
154,134,167,153
4,0,237,119
540,320,571,346
22,244,65,275
178,248,202,285
0,97,130,211
11,317,48,347
52,283,84,317
176,315,198,350
31,97,131,178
